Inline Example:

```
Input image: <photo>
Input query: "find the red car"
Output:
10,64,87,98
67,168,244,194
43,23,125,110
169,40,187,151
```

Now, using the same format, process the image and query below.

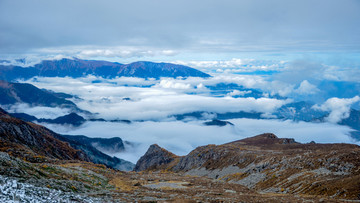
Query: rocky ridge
135,133,360,200
0,151,340,202
134,144,177,171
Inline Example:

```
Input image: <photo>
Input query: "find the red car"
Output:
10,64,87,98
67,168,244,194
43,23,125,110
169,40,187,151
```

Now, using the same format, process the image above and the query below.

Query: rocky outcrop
135,133,360,199
134,144,178,172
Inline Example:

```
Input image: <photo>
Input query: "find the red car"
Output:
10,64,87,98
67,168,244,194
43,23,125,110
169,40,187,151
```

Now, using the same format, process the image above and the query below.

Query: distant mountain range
10,112,86,126
0,58,210,81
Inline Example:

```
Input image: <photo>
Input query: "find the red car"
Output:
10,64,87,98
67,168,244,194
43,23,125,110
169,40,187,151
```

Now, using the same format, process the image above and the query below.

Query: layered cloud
22,76,288,120
313,96,360,123
45,118,356,163
12,72,360,164
5,103,71,119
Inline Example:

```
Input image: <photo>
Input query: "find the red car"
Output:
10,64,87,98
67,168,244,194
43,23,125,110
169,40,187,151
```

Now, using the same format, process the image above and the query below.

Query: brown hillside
0,107,88,162
136,133,360,200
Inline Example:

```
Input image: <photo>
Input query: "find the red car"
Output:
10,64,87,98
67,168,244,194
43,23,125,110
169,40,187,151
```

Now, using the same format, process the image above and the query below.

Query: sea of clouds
43,119,356,163
11,70,358,163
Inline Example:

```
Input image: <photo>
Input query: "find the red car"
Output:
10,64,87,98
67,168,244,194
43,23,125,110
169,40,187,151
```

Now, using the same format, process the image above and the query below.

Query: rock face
135,133,360,199
0,58,211,81
134,144,177,172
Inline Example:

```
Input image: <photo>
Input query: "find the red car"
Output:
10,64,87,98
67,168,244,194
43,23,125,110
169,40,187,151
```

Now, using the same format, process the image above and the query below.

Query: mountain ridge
0,80,80,111
0,58,211,81
135,133,360,199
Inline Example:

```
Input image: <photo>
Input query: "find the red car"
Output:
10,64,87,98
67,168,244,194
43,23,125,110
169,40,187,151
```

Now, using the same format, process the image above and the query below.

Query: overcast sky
1,0,360,61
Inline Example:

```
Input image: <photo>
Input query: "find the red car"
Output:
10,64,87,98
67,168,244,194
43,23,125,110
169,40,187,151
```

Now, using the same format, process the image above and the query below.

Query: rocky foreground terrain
135,133,360,201
0,151,346,202
0,107,360,202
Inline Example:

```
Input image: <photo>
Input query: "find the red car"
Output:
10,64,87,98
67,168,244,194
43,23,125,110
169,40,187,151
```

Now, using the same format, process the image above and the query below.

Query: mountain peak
230,133,297,146
134,144,178,172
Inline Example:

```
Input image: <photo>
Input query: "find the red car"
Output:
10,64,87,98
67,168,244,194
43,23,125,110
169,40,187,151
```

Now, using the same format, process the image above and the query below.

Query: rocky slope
135,133,360,200
134,144,177,171
0,151,335,203
0,107,133,170
0,58,210,81
0,107,88,162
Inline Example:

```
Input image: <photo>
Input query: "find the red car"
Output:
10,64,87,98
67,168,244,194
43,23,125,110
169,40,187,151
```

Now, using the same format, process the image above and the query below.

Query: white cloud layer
10,74,360,165
4,103,71,119
22,76,289,120
313,96,360,123
44,119,357,163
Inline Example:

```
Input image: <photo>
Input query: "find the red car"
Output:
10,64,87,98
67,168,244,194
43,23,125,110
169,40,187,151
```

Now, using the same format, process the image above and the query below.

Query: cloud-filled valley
6,67,357,164
43,119,357,163
19,75,289,120
0,57,358,165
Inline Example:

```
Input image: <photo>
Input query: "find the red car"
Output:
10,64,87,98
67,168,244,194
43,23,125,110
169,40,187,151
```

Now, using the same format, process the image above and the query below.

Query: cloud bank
44,119,356,163
5,103,72,119
313,96,360,123
21,76,292,120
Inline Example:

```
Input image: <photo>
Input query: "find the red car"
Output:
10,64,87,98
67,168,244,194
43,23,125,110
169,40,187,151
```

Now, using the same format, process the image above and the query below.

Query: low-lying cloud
313,96,360,123
22,76,289,120
44,119,357,163
4,103,71,119
12,73,360,165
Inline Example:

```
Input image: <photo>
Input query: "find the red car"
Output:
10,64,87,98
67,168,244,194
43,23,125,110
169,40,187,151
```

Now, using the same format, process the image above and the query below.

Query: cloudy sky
1,0,360,62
